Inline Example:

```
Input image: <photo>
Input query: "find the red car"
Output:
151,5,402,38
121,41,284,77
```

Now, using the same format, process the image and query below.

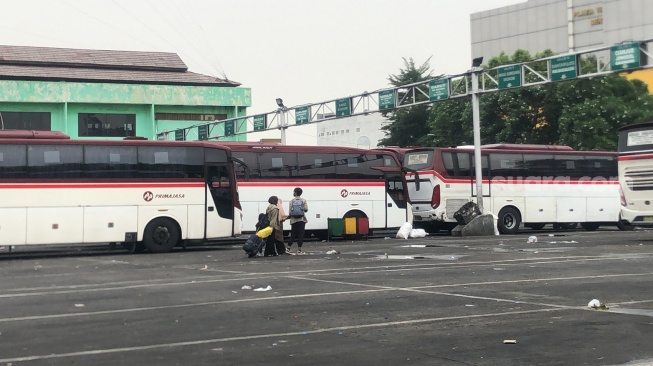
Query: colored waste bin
344,217,357,235
356,217,369,236
328,218,344,240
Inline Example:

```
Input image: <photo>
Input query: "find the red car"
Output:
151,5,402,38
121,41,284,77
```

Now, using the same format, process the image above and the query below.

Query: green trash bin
327,218,344,241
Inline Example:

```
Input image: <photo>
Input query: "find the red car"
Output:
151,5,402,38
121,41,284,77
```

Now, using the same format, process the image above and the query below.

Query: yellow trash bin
344,217,357,235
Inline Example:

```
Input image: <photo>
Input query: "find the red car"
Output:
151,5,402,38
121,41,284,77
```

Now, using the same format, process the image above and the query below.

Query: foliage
378,58,435,147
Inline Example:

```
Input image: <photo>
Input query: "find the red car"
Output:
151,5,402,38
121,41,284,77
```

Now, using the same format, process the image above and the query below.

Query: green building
0,45,250,141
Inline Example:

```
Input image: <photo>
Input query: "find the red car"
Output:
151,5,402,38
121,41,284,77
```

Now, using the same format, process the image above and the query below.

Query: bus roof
618,122,653,132
0,130,70,139
211,141,392,155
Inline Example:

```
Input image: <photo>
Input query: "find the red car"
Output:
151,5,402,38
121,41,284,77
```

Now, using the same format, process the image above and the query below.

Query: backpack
255,212,270,231
289,198,304,218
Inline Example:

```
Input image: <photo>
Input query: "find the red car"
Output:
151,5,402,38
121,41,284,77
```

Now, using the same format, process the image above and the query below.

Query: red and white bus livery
403,144,630,234
0,130,242,253
221,142,412,238
618,122,653,227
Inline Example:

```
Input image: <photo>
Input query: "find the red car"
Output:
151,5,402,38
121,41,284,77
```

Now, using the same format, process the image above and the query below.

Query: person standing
286,187,308,255
264,195,286,256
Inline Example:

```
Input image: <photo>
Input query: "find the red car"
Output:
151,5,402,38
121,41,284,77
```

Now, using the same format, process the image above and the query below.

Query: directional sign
611,43,642,70
253,114,266,131
336,98,351,117
378,90,395,110
197,125,208,140
295,106,310,124
224,120,235,136
429,79,449,101
498,65,522,89
550,55,578,81
174,129,185,141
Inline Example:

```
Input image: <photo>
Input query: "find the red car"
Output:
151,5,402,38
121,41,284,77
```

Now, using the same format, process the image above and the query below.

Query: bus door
205,164,235,237
385,171,412,224
470,153,491,209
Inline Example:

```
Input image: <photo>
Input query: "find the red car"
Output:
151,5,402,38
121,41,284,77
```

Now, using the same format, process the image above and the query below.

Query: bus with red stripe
402,144,630,234
0,130,242,253
221,142,412,238
618,122,653,227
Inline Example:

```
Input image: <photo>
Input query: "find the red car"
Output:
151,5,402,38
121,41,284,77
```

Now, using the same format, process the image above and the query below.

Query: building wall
471,0,653,60
0,80,251,140
316,114,390,148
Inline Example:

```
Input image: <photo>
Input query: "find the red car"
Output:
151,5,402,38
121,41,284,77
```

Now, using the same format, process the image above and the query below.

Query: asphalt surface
1,227,653,365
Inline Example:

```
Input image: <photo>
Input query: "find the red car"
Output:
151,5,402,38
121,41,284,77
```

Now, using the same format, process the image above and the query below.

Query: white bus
222,142,412,238
0,130,242,253
618,122,653,227
402,144,631,234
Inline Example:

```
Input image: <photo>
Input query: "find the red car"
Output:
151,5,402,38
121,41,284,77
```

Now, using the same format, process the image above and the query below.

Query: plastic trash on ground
527,236,537,243
409,228,427,238
254,285,272,292
396,222,412,239
326,249,340,255
588,299,608,309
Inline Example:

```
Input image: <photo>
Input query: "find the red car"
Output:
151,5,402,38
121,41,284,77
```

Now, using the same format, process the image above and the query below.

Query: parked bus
403,144,630,234
0,130,242,253
220,142,412,238
618,122,653,227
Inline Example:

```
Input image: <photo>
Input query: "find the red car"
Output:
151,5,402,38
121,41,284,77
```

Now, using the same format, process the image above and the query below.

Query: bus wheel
580,222,600,231
143,218,179,253
497,207,521,234
525,223,546,230
617,220,634,231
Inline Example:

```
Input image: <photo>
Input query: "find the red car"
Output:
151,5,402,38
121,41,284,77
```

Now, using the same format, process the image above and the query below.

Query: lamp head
276,98,285,108
471,57,483,68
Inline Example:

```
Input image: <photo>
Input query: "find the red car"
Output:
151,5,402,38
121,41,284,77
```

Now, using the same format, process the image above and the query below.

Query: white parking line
0,307,567,363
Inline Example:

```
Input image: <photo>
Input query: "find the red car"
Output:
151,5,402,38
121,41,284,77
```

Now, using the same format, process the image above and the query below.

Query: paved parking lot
1,227,652,365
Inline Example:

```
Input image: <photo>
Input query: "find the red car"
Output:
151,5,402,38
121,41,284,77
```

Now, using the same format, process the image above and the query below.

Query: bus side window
0,144,27,178
28,144,83,178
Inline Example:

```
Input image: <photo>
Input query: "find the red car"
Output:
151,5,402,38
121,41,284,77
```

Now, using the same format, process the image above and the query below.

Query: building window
78,113,136,137
0,111,51,130
155,113,227,121
356,128,360,132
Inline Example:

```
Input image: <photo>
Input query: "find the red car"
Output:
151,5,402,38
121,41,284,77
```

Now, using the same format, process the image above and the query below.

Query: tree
377,58,434,147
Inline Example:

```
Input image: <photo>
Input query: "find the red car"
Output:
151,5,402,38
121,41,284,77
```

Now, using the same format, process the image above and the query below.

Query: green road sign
253,114,266,131
611,43,642,70
429,79,449,101
550,55,577,81
379,90,395,110
197,125,208,140
224,120,235,136
295,106,310,124
336,98,351,116
498,65,522,89
174,130,185,141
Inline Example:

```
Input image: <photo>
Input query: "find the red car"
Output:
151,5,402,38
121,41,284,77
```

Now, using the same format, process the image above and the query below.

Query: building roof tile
0,45,240,86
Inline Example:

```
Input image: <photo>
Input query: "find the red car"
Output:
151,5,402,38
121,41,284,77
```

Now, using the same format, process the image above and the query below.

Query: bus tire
580,222,600,231
143,218,179,253
497,207,521,234
616,220,634,231
525,223,546,230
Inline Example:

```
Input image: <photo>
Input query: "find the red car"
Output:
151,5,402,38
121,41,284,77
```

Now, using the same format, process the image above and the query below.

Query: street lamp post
276,98,288,144
470,57,484,212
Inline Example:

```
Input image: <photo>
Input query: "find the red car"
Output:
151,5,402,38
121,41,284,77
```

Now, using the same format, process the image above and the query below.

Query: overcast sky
1,0,525,142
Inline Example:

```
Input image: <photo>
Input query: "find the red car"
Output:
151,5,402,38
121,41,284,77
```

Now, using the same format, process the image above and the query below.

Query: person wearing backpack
286,187,308,255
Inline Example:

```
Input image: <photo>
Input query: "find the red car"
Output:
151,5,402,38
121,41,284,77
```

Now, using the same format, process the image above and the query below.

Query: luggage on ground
243,234,265,258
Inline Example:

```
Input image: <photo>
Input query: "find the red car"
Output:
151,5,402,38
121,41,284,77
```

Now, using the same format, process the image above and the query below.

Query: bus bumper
621,207,653,227
412,207,447,223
